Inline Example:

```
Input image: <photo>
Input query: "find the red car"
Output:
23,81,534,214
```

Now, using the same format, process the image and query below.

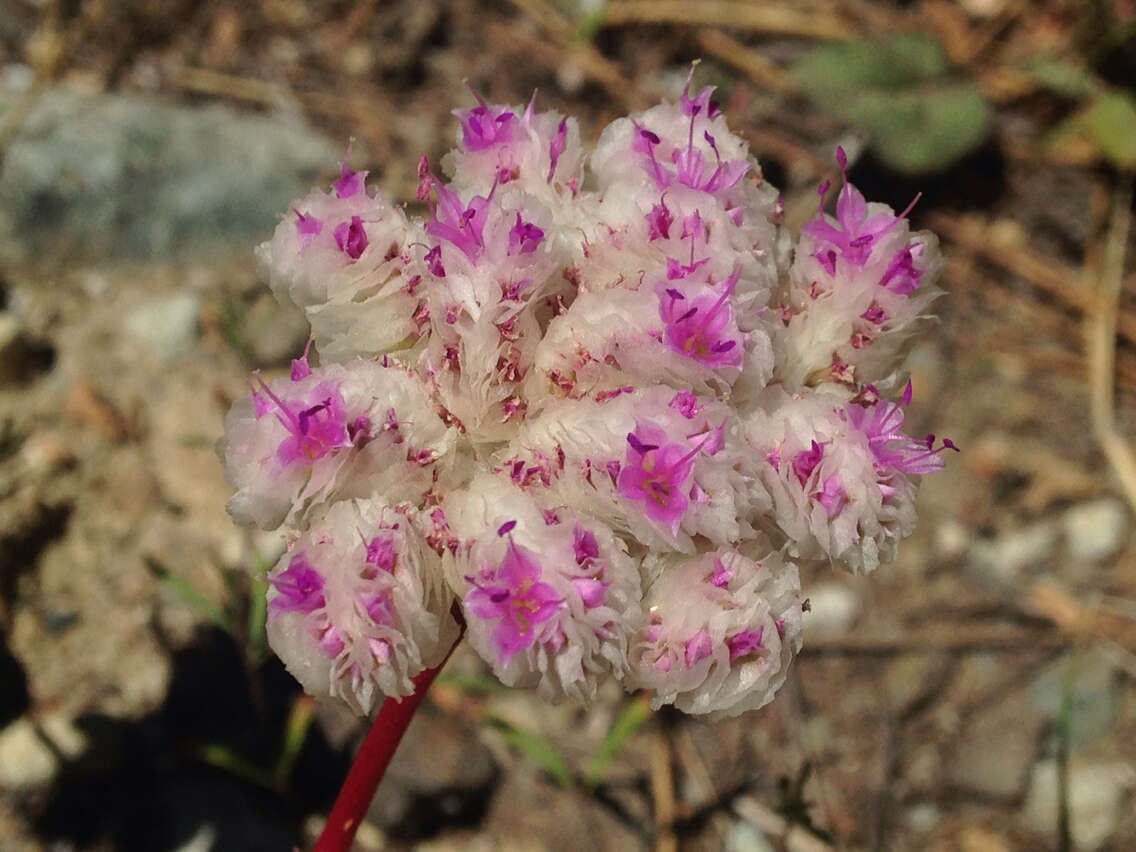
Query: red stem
312,633,462,852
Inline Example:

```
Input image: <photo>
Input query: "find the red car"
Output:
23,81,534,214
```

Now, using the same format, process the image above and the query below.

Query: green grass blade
274,694,316,788
487,716,574,788
147,557,232,633
585,694,651,787
197,742,276,790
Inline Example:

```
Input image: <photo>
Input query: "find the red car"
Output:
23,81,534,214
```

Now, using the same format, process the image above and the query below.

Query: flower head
264,500,460,714
227,78,950,720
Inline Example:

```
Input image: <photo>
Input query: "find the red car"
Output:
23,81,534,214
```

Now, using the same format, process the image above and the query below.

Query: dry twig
1085,175,1136,512
602,1,853,40
649,718,677,852
802,627,1067,657
695,29,797,96
733,795,834,852
505,0,656,111
928,211,1136,348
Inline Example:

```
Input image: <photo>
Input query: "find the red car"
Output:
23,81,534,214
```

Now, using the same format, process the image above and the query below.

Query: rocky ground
1,1,1135,850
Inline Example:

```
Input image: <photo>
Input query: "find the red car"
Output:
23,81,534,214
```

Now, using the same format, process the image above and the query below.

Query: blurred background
1,0,1135,849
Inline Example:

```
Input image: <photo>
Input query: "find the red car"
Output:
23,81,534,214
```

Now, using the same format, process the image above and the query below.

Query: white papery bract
442,96,585,207
630,546,802,720
508,386,765,552
220,358,456,530
744,383,952,574
265,499,460,714
221,79,951,718
257,173,425,359
443,475,643,702
773,149,941,391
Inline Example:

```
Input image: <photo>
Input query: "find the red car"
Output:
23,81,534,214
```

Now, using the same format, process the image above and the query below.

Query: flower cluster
220,73,954,720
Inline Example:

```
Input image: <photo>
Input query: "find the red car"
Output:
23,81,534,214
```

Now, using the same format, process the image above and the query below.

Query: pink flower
333,216,369,260
290,339,313,381
507,213,544,255
792,440,824,485
846,382,957,476
669,390,699,419
332,145,367,198
423,244,446,277
632,120,750,194
658,269,743,368
879,246,923,295
812,474,847,518
616,420,713,533
420,162,492,261
465,530,564,665
572,523,599,565
454,97,516,152
547,118,567,182
365,534,397,574
645,198,673,241
860,303,889,325
683,629,713,666
253,377,352,468
268,554,325,617
679,69,720,118
801,147,919,268
709,556,733,588
725,625,764,661
293,209,323,248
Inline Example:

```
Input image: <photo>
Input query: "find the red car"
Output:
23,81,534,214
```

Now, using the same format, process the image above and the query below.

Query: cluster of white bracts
220,77,950,719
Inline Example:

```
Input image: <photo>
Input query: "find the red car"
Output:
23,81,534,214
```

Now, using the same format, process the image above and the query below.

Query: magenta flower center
268,554,325,617
465,533,563,665
254,378,353,467
334,216,369,260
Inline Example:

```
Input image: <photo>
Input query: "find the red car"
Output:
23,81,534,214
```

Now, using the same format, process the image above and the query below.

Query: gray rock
1024,759,1135,850
968,522,1057,581
0,719,57,789
172,824,218,852
725,820,775,852
0,89,339,261
1062,498,1128,562
903,803,940,833
802,581,859,639
244,292,310,368
124,292,201,363
949,689,1042,798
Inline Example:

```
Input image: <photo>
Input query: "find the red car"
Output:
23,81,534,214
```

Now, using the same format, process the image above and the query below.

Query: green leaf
487,716,575,788
791,33,950,105
860,85,990,175
1024,56,1099,99
585,694,651,787
791,34,990,173
1086,91,1136,169
576,5,606,42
